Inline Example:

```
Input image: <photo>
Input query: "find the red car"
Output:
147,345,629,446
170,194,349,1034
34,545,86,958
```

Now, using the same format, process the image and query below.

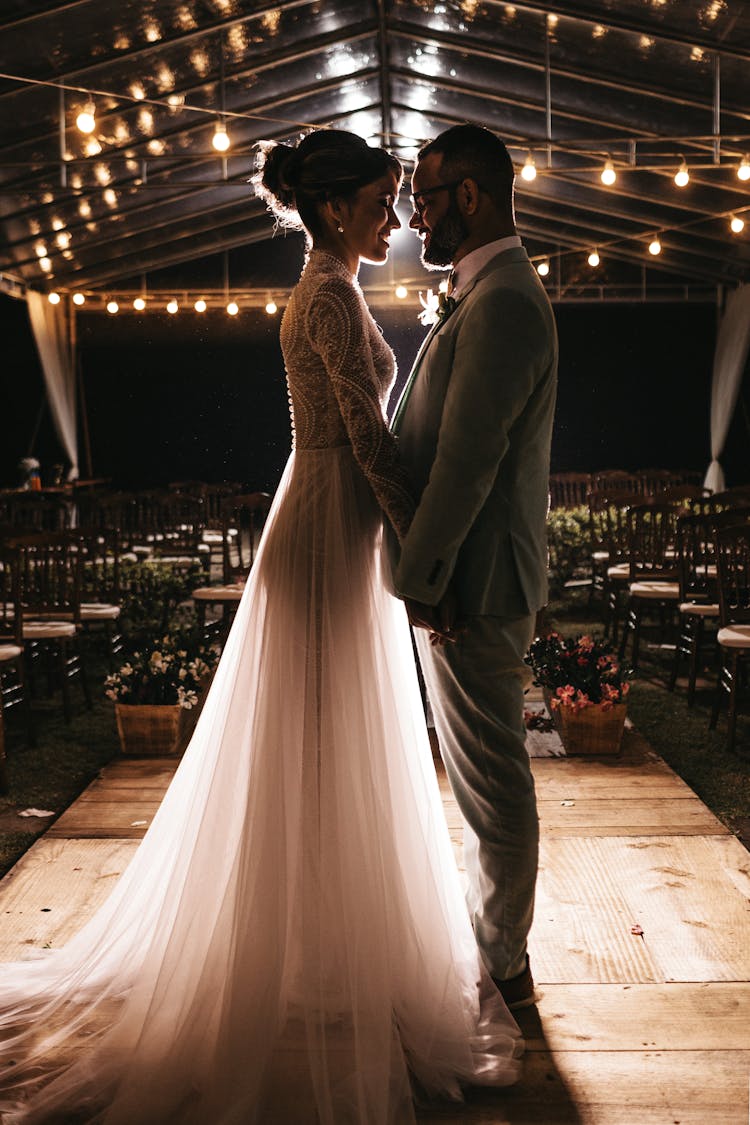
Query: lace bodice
280,249,415,541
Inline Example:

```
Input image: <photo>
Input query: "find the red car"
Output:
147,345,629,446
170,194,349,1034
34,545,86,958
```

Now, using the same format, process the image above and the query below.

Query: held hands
404,585,464,646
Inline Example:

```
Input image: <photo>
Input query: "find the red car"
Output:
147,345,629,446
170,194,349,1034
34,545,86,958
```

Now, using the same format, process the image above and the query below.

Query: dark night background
2,241,748,493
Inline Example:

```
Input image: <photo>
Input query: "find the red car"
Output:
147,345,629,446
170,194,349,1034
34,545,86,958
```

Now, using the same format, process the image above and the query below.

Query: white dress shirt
450,234,522,299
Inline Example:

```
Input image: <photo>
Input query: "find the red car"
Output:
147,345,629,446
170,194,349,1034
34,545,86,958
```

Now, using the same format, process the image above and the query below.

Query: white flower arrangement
418,288,457,327
105,634,218,709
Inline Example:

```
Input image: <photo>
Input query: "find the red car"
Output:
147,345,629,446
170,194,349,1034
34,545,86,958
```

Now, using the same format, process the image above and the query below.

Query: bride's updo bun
254,130,402,237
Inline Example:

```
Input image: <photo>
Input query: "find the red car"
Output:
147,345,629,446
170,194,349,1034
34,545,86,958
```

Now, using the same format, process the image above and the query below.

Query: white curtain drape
704,285,750,493
26,289,79,481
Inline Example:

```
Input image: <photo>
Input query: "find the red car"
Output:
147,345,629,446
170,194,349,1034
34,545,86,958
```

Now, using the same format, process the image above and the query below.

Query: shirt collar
451,235,523,299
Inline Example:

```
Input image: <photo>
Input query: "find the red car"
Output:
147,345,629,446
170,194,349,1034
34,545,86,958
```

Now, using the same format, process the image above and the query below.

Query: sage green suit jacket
389,245,558,618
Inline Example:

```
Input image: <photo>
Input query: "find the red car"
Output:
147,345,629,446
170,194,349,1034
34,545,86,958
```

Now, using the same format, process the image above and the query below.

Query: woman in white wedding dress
0,130,521,1124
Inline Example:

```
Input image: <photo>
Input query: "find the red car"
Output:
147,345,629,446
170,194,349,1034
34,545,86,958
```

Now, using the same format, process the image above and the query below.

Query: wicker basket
115,703,182,757
557,702,627,756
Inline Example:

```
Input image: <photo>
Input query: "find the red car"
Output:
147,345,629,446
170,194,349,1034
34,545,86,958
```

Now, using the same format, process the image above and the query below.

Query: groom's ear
457,177,482,216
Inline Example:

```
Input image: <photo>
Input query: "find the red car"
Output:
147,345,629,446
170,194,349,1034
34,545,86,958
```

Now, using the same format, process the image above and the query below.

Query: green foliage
546,506,591,595
119,558,206,642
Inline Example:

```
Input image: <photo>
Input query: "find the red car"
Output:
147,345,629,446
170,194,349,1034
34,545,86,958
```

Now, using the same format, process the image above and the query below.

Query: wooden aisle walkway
0,726,748,1124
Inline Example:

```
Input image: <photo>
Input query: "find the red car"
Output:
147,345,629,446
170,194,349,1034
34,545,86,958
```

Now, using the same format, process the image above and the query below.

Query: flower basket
115,702,182,757
558,701,627,756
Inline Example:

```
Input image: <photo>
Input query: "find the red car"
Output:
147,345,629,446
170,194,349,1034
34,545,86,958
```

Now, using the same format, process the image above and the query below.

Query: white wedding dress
0,250,522,1124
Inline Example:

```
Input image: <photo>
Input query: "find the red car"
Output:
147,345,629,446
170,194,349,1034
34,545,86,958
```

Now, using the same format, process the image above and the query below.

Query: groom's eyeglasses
410,179,464,218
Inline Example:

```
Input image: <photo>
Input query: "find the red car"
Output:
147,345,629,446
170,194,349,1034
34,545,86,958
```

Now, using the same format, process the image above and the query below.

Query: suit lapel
391,277,481,435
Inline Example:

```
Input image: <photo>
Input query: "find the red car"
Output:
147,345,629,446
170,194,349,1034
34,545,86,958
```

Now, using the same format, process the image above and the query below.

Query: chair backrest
714,523,750,628
676,513,718,604
79,530,121,602
0,543,22,645
6,531,83,624
220,493,271,582
627,503,680,580
548,472,591,510
592,470,642,495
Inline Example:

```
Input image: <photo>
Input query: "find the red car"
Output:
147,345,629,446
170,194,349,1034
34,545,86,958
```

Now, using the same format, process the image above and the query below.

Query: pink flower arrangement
525,632,630,712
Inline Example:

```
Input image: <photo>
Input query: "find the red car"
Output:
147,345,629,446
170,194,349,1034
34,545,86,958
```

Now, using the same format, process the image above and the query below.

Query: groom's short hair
419,125,514,211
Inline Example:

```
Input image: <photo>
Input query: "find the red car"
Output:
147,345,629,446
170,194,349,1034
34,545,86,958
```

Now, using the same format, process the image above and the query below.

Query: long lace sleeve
306,277,415,541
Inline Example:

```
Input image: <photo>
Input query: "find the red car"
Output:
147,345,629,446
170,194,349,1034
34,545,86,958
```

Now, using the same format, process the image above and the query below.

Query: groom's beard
421,195,470,268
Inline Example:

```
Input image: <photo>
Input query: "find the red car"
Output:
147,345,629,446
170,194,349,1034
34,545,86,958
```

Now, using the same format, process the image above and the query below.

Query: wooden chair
590,491,637,639
78,530,124,668
669,513,722,705
10,532,91,722
592,470,642,496
548,472,591,510
192,492,271,646
618,504,682,669
0,552,35,793
709,522,750,752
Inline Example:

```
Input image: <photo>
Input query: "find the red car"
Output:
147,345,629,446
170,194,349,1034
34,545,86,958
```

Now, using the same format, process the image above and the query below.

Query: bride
0,129,522,1124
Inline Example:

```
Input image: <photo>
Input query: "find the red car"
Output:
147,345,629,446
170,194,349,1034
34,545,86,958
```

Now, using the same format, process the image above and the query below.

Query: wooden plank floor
1,727,749,1123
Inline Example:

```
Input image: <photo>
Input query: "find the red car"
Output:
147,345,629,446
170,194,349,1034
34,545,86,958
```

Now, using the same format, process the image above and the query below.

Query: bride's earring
337,224,344,233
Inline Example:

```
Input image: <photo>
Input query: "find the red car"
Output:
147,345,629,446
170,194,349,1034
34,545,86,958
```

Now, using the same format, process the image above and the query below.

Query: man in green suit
390,125,557,1008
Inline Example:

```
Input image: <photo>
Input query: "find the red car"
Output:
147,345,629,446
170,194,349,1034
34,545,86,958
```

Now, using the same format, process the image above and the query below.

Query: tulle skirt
0,446,522,1124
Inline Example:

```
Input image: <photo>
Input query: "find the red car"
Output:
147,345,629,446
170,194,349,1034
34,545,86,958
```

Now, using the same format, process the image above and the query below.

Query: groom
390,125,557,1007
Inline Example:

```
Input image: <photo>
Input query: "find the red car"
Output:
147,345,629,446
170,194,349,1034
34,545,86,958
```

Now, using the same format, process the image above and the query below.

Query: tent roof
1,0,749,304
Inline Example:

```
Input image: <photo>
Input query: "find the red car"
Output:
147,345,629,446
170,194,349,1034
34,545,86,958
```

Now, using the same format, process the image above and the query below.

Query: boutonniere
418,288,457,327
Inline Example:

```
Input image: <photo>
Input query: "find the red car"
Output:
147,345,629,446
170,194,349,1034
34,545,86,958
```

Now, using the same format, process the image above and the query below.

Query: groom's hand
405,586,463,644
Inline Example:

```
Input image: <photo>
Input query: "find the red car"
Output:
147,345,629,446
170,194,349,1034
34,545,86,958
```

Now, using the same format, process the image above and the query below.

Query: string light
730,215,745,234
648,234,662,255
72,292,85,306
194,298,207,312
133,296,146,310
212,122,230,152
738,156,750,182
537,260,550,276
587,249,600,267
47,291,61,304
75,103,96,134
521,152,537,182
265,299,278,315
166,299,179,314
226,300,239,316
600,158,617,186
674,160,690,187
106,300,119,314
394,286,408,300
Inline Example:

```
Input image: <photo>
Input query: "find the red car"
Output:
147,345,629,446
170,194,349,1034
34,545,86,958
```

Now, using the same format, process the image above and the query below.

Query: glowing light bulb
133,297,146,311
648,235,662,255
537,260,550,277
76,105,96,134
587,250,600,267
39,257,52,272
738,156,750,182
194,298,207,312
166,299,179,314
48,291,61,305
674,161,689,187
265,299,278,315
521,153,537,182
106,300,119,314
394,286,408,300
730,215,745,234
226,301,239,316
72,292,85,306
212,123,231,152
600,159,616,186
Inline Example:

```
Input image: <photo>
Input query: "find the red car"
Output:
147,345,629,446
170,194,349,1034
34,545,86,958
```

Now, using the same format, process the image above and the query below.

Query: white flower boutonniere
418,288,457,327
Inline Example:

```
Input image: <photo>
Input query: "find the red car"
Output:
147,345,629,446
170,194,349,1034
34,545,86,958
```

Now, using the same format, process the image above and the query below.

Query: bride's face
342,170,401,265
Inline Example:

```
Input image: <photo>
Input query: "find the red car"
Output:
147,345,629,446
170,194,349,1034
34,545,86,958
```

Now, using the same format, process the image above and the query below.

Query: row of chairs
550,468,704,509
0,490,272,791
591,496,750,753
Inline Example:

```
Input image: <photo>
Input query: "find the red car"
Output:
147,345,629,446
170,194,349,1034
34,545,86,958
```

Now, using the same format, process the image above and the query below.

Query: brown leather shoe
493,956,535,1010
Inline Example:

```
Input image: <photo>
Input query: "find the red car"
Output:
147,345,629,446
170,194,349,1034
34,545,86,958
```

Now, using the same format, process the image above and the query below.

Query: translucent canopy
1,0,748,298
